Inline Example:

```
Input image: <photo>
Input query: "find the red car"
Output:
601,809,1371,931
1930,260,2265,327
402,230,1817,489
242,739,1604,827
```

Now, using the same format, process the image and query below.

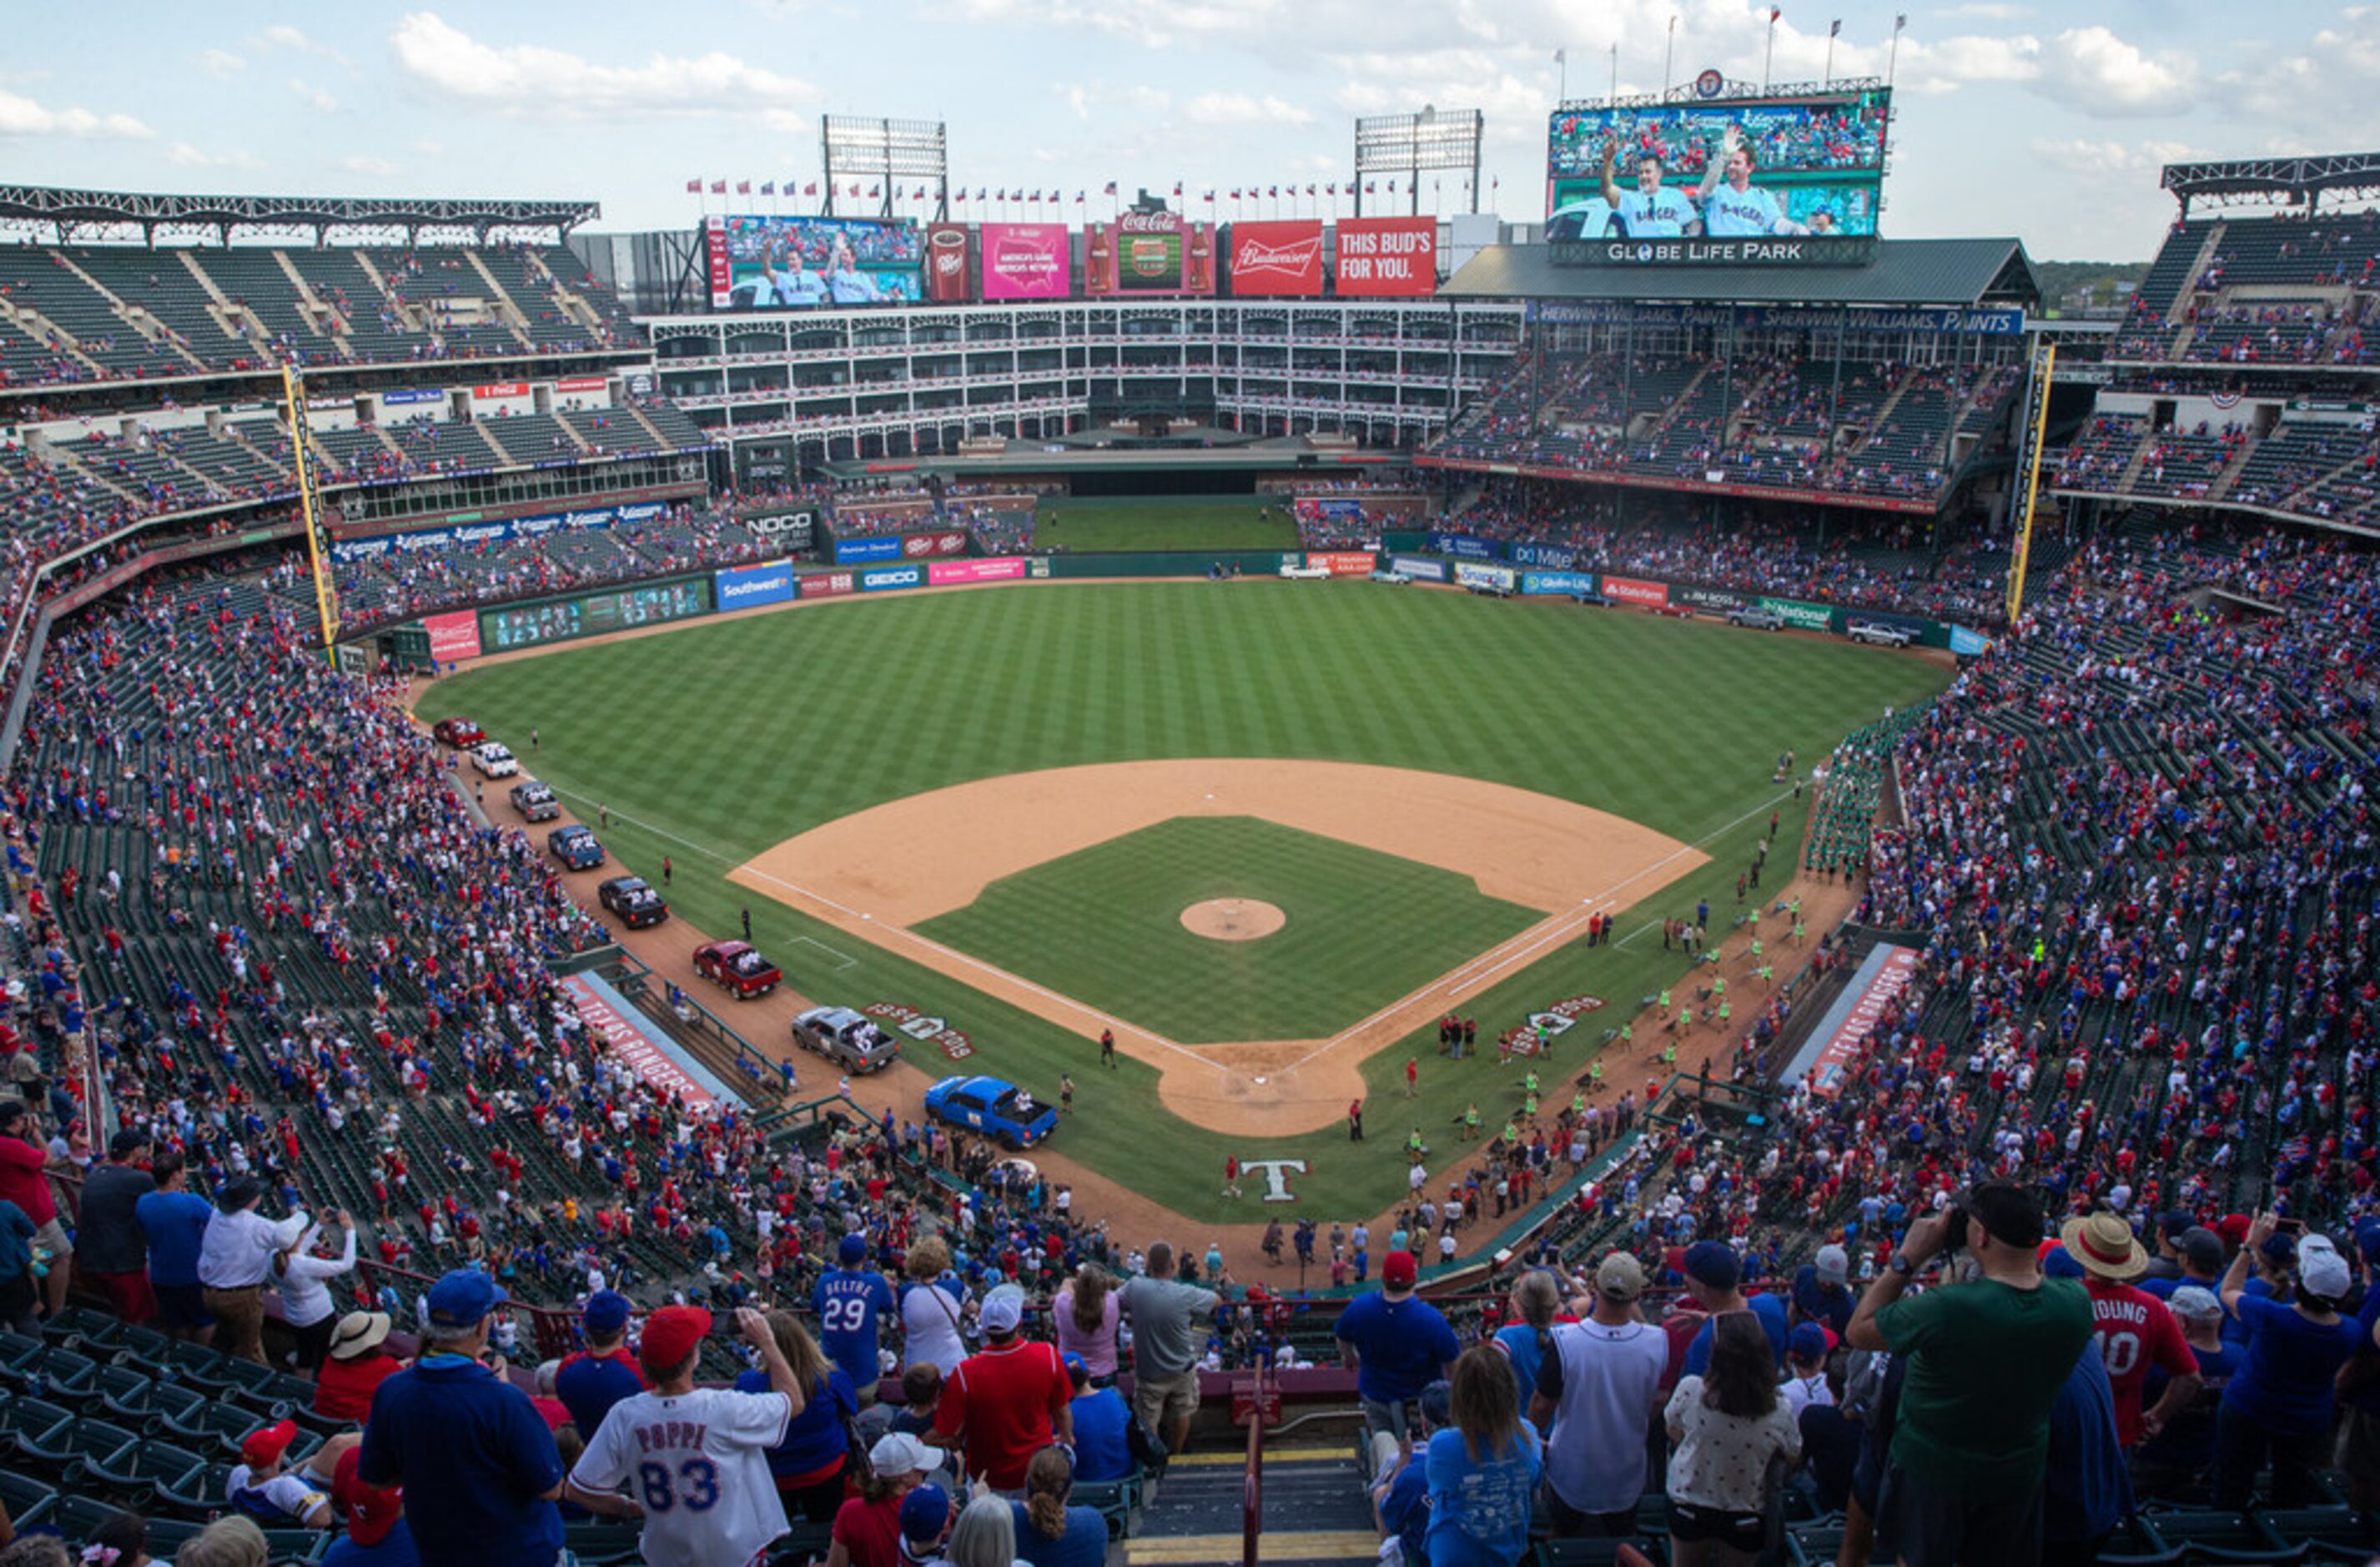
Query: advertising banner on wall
1754,596,1834,631
1388,555,1447,581
835,536,903,564
714,559,798,612
898,531,970,558
1307,551,1376,576
1456,562,1517,593
923,223,973,301
1426,531,1499,560
928,557,1028,585
1228,219,1325,297
1599,575,1669,608
1334,216,1438,296
801,569,858,600
1672,584,1745,614
858,564,926,592
381,388,442,406
1522,571,1599,596
1084,210,1216,297
1509,541,1577,569
979,223,1071,300
421,609,483,662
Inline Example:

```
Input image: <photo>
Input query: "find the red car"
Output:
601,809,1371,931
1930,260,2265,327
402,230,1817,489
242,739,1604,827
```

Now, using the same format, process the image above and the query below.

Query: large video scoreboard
1547,83,1890,266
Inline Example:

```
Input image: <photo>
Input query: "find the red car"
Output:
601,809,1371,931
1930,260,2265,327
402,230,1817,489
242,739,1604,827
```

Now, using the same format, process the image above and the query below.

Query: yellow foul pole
281,365,341,652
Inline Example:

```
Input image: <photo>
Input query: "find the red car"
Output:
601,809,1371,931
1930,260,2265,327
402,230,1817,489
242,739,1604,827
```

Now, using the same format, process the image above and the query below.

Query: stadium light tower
819,116,950,220
1352,108,1484,217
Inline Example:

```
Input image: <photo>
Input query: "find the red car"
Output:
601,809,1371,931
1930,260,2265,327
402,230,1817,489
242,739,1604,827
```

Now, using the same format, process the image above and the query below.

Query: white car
470,741,519,777
1278,562,1332,580
1848,621,1917,648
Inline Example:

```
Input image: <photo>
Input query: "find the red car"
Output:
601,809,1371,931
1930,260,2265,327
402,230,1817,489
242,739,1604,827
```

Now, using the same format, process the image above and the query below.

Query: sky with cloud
3,3,2375,260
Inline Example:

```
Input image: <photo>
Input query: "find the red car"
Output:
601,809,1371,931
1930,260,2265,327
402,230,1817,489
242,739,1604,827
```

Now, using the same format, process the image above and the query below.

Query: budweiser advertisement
924,224,973,301
1335,216,1438,297
1085,210,1215,297
1228,219,1324,297
979,223,1071,300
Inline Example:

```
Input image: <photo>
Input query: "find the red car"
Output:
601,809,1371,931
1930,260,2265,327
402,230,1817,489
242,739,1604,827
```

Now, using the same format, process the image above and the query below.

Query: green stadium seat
0,1469,58,1533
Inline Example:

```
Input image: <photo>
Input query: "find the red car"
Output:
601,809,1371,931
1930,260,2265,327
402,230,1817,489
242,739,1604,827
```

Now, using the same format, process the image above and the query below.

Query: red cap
241,1418,299,1468
2217,1214,2253,1244
639,1304,712,1373
334,1444,404,1549
1382,1251,1418,1287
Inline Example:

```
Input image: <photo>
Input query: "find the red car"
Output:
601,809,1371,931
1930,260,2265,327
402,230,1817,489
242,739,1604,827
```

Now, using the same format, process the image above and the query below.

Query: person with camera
1845,1183,2092,1566
2211,1213,2362,1509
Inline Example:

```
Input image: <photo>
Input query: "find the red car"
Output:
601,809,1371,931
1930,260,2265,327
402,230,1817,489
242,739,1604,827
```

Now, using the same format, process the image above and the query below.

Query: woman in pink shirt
1053,1263,1120,1383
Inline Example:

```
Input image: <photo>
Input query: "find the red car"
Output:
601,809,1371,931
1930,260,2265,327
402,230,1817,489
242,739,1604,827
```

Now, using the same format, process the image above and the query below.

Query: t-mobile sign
980,223,1070,300
1335,216,1438,297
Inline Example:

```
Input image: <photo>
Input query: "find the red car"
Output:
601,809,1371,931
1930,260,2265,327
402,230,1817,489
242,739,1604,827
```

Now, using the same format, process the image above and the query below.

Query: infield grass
915,816,1541,1043
435,581,1949,1223
1034,494,1301,553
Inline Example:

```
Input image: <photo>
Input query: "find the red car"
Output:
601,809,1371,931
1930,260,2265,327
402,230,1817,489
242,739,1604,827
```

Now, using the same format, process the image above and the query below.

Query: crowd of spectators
1426,350,2015,509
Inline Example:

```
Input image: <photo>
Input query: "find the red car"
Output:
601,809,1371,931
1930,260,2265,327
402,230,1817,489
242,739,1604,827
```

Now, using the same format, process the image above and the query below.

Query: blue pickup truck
923,1076,1059,1149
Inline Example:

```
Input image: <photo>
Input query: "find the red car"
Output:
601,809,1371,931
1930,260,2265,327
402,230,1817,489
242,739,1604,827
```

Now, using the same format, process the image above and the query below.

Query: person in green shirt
1847,1182,2092,1566
1462,1105,1480,1141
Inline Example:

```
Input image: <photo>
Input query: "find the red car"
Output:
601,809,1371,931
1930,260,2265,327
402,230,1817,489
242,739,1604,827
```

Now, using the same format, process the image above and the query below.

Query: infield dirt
727,759,1706,1136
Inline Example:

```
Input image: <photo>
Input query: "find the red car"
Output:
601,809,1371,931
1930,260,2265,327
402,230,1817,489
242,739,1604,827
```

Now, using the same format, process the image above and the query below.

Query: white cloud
2035,25,2199,116
254,25,353,67
1183,91,1314,128
389,13,816,120
289,79,340,113
164,142,263,170
0,88,152,140
339,154,400,178
199,48,248,78
2027,137,2197,177
1939,2,2033,18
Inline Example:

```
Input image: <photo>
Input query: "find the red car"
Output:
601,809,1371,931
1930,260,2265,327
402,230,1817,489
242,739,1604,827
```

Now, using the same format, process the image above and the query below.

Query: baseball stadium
0,8,2376,1566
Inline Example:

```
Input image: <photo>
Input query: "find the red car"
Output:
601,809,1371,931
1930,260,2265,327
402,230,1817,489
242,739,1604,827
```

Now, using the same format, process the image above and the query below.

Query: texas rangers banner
560,973,727,1110
1794,945,1921,1096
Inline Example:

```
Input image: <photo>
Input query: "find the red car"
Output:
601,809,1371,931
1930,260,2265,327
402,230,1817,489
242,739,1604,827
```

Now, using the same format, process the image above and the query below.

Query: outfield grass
435,582,1949,1222
915,816,1541,1043
1035,495,1301,553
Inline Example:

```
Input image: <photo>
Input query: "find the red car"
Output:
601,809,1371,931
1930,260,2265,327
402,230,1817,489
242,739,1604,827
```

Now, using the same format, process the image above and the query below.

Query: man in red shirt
929,1283,1073,1491
0,1101,68,1320
2059,1210,2201,1446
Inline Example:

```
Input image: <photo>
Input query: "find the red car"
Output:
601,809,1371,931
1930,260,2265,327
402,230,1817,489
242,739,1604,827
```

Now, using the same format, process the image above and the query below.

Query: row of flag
684,178,1493,200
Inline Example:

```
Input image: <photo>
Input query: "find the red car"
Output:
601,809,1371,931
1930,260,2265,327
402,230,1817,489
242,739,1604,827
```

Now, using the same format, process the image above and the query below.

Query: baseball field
430,579,1948,1235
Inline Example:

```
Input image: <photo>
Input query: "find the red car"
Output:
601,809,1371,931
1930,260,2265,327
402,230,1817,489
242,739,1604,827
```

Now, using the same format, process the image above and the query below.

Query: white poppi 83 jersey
571,1385,793,1567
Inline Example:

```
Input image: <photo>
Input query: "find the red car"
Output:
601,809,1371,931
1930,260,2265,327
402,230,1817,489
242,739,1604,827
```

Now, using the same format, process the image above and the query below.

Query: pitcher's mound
1181,899,1286,942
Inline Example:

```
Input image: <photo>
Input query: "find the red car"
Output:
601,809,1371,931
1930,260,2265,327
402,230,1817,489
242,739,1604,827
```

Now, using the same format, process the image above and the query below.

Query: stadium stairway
1126,1444,1381,1566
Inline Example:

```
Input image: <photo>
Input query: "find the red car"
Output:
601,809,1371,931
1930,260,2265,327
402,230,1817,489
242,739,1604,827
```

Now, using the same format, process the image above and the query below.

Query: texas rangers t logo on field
1238,1157,1309,1202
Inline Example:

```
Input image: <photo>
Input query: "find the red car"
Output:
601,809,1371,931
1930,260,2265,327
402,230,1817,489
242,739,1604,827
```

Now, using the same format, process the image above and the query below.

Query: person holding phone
2212,1213,2361,1508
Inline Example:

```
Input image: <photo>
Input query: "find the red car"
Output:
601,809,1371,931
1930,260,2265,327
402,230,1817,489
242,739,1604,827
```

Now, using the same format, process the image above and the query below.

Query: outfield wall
398,547,1988,659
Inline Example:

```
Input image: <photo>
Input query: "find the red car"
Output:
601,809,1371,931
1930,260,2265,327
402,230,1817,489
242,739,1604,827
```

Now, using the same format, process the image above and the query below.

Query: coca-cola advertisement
1335,216,1439,297
1228,219,1324,297
1084,210,1215,297
924,224,972,302
980,223,1070,300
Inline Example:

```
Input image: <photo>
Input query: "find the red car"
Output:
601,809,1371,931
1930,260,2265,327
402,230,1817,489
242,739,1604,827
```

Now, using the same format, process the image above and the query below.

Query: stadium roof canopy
0,184,601,244
2160,153,2380,215
1442,238,2040,311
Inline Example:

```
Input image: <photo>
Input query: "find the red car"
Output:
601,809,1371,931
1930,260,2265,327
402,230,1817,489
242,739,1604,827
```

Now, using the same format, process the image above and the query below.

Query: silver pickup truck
792,1006,902,1074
